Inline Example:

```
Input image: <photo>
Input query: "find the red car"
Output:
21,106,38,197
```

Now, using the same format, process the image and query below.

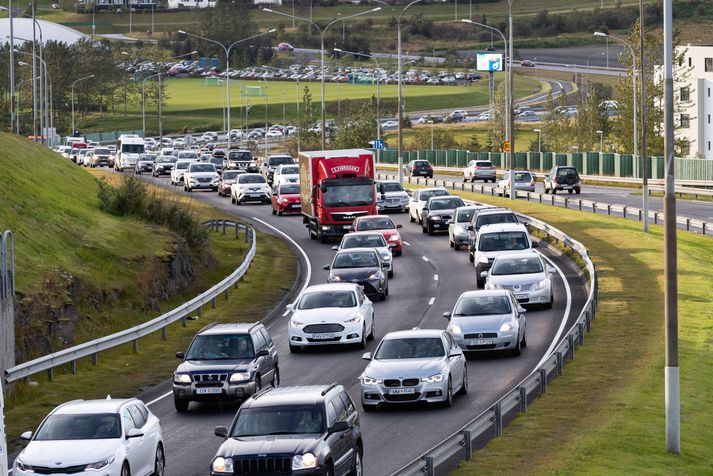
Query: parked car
543,165,581,194
230,173,271,205
286,283,374,352
421,196,466,235
520,60,536,67
152,155,177,176
12,397,164,476
497,170,536,196
466,207,519,263
277,42,295,51
463,160,497,183
408,187,450,225
183,162,220,192
217,170,244,197
483,251,554,307
324,248,389,301
172,322,279,411
350,215,403,256
360,328,467,411
271,183,301,215
471,223,536,288
443,289,527,355
333,232,394,277
211,384,362,476
404,159,433,178
376,180,410,213
448,205,484,250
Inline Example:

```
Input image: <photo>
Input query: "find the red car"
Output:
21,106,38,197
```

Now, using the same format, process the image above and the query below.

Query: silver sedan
497,170,536,196
359,329,467,411
484,252,554,307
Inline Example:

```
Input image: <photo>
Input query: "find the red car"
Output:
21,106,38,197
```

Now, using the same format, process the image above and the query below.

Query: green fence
83,129,145,144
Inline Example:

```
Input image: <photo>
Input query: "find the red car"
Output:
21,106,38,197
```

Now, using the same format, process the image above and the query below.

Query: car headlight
388,234,400,242
484,282,499,290
420,374,445,383
230,372,250,382
430,215,442,221
278,197,288,204
16,459,33,472
535,279,548,290
250,162,257,167
361,375,383,385
500,322,514,333
85,456,115,471
344,315,362,324
368,272,383,280
174,373,191,384
290,319,305,328
448,324,462,334
292,453,317,470
381,253,392,262
212,457,234,474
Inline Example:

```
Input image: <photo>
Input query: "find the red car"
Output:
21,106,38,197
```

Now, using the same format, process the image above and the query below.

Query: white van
115,136,146,172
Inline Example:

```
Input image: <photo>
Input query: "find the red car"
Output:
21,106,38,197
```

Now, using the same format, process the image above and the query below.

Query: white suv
184,162,220,192
472,223,536,288
230,173,271,205
408,187,450,225
170,160,193,185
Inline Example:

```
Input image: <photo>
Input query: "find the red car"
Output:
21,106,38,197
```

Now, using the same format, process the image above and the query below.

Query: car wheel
272,208,277,215
521,332,527,349
325,461,334,476
231,195,236,204
476,277,484,289
395,249,402,257
552,188,557,195
463,176,468,183
359,324,367,349
271,366,280,387
421,223,427,233
443,376,453,407
174,398,189,412
459,366,468,395
575,188,581,195
469,251,474,263
449,238,454,248
368,314,375,340
568,189,574,194
353,449,364,476
427,223,434,235
544,186,549,194
121,462,131,476
454,243,460,251
409,212,415,223
512,337,522,357
289,343,301,353
388,268,393,278
152,444,165,476
545,293,553,309
362,402,377,412
492,178,497,183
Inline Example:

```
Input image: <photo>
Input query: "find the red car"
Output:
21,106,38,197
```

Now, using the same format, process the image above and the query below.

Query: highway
132,172,588,475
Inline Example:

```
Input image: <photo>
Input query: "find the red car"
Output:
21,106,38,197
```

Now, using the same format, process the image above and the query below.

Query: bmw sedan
333,232,394,277
443,289,527,356
360,329,467,410
484,252,554,307
287,283,374,352
324,248,389,301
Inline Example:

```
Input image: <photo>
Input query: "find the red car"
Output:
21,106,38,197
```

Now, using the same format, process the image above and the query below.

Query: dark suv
262,154,296,184
404,160,433,178
172,323,279,412
421,195,466,235
224,149,259,173
543,166,581,195
466,207,519,262
211,384,362,476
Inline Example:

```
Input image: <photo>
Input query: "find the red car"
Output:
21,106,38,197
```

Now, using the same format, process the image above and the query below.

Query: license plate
312,333,336,340
515,293,528,300
561,185,572,189
196,388,222,395
389,388,416,395
249,194,262,197
470,339,493,346
290,204,300,209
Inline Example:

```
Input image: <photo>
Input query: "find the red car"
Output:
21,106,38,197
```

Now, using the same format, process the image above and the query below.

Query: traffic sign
373,139,386,150
502,140,510,152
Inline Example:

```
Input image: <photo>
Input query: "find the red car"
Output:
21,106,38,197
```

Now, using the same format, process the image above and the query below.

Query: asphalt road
518,45,625,69
128,171,588,476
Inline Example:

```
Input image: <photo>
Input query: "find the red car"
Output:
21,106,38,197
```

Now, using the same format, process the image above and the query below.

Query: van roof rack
321,382,339,396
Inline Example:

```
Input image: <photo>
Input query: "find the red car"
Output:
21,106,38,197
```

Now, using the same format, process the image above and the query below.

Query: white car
172,137,186,148
381,120,398,131
265,129,283,139
472,223,536,288
13,397,164,476
484,251,554,307
170,160,193,185
176,151,199,162
408,187,450,225
287,283,374,352
272,164,300,189
230,173,271,205
183,162,219,192
376,180,410,213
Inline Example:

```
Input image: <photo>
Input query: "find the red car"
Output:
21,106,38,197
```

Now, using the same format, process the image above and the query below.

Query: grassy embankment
406,186,713,475
0,133,296,450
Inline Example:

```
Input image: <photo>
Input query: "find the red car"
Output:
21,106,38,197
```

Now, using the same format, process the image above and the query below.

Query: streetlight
10,30,48,146
142,72,161,135
596,129,604,152
264,6,381,149
533,128,541,152
428,120,434,149
178,29,276,147
334,47,381,161
462,18,513,198
594,31,648,232
71,74,95,136
15,49,53,146
15,75,40,134
0,4,17,134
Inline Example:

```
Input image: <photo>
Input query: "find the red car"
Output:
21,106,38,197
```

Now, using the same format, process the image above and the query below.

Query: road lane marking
428,297,435,306
535,253,572,370
146,391,173,407
433,274,439,281
403,241,411,246
422,256,429,262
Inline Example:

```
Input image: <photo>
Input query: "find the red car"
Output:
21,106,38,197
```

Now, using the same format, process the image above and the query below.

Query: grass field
408,188,713,475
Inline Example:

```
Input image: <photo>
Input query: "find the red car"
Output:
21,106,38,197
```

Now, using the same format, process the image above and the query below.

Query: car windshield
298,291,356,309
280,185,300,195
176,162,190,170
239,175,266,184
475,213,518,229
34,414,121,440
414,161,430,166
323,183,374,208
478,232,529,252
121,144,144,154
429,198,464,210
268,156,294,166
179,153,198,160
189,163,215,173
453,296,512,316
491,256,543,275
229,151,252,161
232,405,324,437
419,189,449,202
279,166,299,175
223,171,240,180
355,217,394,231
341,234,387,249
380,182,404,193
185,334,255,360
158,156,176,164
457,208,476,222
140,155,156,161
375,337,444,359
333,251,380,268
95,148,111,155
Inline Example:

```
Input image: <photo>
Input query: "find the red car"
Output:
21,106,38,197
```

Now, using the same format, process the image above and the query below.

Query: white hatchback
13,397,164,476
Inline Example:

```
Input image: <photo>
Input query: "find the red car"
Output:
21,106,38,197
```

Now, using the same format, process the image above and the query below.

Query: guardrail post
578,322,585,345
567,334,575,360
491,188,495,196
539,194,543,204
425,456,435,476
564,197,568,208
494,402,503,437
460,183,464,191
245,227,249,243
519,386,527,413
408,177,411,184
551,196,555,206
198,306,203,318
162,327,167,340
47,368,53,381
71,360,77,374
686,218,690,231
416,178,420,185
224,288,229,300
607,204,611,215
460,430,472,461
211,297,217,309
470,184,474,193
654,212,658,224
133,338,139,353
623,206,627,219
539,368,547,394
526,192,531,201
92,353,98,366
592,202,596,214
578,199,582,211
585,309,591,332
556,352,564,376
181,314,187,327
235,224,239,239
703,222,707,235
222,220,226,235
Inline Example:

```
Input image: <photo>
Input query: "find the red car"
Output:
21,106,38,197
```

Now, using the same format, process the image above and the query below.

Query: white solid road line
422,256,429,262
433,274,439,281
146,391,173,407
428,297,435,306
403,241,411,246
535,253,572,370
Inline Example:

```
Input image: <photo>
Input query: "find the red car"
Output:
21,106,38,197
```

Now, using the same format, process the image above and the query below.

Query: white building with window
677,45,713,159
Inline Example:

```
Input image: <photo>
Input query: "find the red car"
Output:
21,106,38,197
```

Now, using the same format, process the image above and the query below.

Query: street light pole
429,120,434,149
15,49,51,145
597,129,603,151
71,74,95,135
533,128,541,152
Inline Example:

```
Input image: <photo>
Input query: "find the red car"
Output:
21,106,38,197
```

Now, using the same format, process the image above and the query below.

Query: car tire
427,223,434,235
152,444,165,476
449,239,454,248
421,223,427,233
576,188,581,195
544,186,549,194
388,268,394,278
443,376,453,407
325,461,334,476
368,314,375,340
454,243,460,251
409,213,415,223
545,293,553,309
121,462,131,476
512,337,522,357
521,332,527,349
492,178,497,183
174,398,189,412
568,189,574,194
359,325,367,349
552,188,557,195
476,277,484,289
469,251,474,263
271,366,279,387
459,366,468,395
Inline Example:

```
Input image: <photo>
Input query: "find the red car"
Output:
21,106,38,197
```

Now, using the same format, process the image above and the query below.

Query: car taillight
553,177,558,184
413,167,417,171
530,179,535,186
475,166,481,170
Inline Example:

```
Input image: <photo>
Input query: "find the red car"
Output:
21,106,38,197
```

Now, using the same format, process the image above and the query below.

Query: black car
404,160,433,178
224,149,259,173
135,153,157,174
324,248,389,301
262,154,296,184
543,165,582,195
421,196,466,235
172,323,279,412
211,384,362,476
152,155,177,176
466,207,519,262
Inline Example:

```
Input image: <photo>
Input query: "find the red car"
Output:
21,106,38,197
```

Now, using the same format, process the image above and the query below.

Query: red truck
299,149,380,242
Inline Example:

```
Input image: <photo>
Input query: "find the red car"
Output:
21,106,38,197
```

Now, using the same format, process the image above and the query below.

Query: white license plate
249,194,262,197
196,388,222,395
515,293,529,300
561,185,572,189
388,388,416,395
470,339,493,346
312,333,336,340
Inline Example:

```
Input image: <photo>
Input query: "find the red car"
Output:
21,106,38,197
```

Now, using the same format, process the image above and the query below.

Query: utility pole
508,0,515,200
639,1,649,232
662,0,680,455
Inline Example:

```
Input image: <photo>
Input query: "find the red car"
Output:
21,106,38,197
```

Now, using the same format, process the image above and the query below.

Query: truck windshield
323,181,374,207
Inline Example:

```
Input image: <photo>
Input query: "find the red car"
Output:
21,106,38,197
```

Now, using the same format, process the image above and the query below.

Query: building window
709,141,711,151
706,58,713,72
680,114,690,128
680,86,690,102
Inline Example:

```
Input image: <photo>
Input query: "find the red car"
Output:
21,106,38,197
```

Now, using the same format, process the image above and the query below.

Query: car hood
216,435,320,458
381,191,408,200
364,358,445,379
235,183,269,189
451,224,468,234
427,208,457,217
330,267,381,282
488,272,545,287
278,193,300,201
452,313,513,333
20,439,119,467
292,307,359,324
276,174,299,182
176,358,253,373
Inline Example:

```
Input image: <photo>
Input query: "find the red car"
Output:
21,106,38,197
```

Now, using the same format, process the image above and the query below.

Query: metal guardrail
3,220,256,384
392,198,598,476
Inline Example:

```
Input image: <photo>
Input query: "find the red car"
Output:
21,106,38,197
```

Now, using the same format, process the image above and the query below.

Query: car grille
386,197,402,204
500,284,534,292
306,337,342,343
192,373,228,383
384,378,419,387
197,177,212,183
384,392,421,402
30,466,86,475
303,324,344,334
232,456,293,475
463,332,498,339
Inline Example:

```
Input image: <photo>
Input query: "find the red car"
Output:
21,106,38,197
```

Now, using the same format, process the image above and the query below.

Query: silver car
484,251,554,307
449,205,487,250
497,170,536,197
359,329,468,410
333,232,394,278
443,289,527,356
376,180,410,213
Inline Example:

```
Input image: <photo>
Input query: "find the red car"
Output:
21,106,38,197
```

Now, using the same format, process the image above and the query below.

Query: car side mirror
381,194,386,200
518,307,527,314
20,431,32,441
331,246,339,251
480,271,488,278
362,352,372,361
328,421,350,434
126,428,144,439
442,311,452,320
547,266,556,274
256,348,269,357
448,351,462,358
467,225,474,231
323,264,330,270
531,241,539,248
396,224,403,229
286,303,295,312
214,426,229,438
175,352,185,359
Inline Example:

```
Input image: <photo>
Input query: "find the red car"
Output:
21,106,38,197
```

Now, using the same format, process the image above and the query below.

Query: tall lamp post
533,128,541,152
71,74,94,136
597,129,604,152
264,6,381,149
178,29,276,147
15,75,40,134
15,50,52,146
594,31,648,232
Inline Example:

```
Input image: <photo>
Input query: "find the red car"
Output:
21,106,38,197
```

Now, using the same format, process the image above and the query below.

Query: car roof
492,250,540,261
417,187,448,194
336,247,379,255
355,214,391,221
302,283,360,293
478,223,528,233
197,322,262,336
245,385,342,408
427,195,462,202
343,231,387,239
382,328,444,340
53,398,138,415
458,289,512,299
456,205,488,212
475,207,515,216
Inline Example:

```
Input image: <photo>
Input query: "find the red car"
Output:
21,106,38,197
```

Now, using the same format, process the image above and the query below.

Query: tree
486,82,506,151
195,0,262,68
542,90,574,152
331,99,377,150
298,85,320,151
575,89,606,151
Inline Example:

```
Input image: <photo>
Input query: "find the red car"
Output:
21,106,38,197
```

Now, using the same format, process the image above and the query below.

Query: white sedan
484,251,555,307
13,397,164,476
287,283,375,352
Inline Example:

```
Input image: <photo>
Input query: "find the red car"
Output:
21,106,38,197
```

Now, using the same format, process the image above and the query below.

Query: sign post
502,140,511,153
0,378,8,475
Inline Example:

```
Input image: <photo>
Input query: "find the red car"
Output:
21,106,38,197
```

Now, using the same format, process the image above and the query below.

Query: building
677,45,713,159
166,0,216,8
